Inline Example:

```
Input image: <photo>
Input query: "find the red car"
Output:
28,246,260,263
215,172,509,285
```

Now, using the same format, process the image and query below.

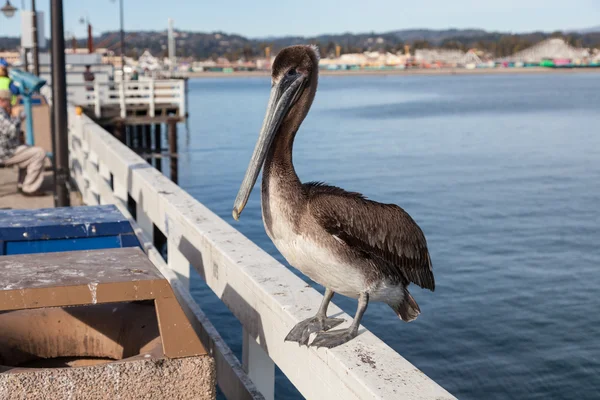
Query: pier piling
168,118,178,184
114,121,125,143
154,123,162,172
74,78,185,187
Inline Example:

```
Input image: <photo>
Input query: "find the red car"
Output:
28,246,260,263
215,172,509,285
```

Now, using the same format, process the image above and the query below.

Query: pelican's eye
287,68,297,77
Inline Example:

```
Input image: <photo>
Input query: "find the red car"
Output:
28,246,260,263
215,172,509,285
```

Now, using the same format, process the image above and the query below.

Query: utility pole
50,0,70,206
80,16,93,53
87,21,93,53
31,0,39,75
168,18,175,71
119,0,125,74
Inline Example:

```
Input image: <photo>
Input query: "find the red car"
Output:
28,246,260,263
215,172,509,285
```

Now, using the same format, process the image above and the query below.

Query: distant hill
388,28,490,42
0,37,21,51
1,28,599,60
576,26,600,34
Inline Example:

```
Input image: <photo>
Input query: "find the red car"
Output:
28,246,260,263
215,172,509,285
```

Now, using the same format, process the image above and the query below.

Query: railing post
97,160,111,205
94,81,101,118
119,81,126,118
167,237,190,289
243,328,275,400
180,79,187,118
112,175,127,210
136,200,154,243
149,79,155,117
167,118,178,184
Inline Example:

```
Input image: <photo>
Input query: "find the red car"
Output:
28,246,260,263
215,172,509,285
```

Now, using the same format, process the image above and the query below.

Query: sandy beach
178,67,600,79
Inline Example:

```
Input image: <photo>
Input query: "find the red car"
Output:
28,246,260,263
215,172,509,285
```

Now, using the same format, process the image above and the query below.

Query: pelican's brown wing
304,182,435,291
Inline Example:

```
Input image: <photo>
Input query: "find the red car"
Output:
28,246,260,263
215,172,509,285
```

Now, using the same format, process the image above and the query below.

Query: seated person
0,89,47,196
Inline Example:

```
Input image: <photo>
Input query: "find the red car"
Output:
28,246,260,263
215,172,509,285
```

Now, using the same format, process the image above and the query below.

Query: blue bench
0,204,141,256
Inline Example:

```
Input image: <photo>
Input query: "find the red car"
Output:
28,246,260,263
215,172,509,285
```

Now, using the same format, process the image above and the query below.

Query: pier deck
0,166,82,209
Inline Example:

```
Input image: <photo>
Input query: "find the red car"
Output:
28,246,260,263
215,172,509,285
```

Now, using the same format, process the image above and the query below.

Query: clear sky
0,0,599,39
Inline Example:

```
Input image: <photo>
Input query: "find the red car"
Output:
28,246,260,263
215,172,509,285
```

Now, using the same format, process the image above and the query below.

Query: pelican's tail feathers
389,290,421,322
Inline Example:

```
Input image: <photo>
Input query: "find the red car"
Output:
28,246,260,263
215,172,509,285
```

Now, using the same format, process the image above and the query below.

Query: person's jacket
0,106,21,160
0,76,19,105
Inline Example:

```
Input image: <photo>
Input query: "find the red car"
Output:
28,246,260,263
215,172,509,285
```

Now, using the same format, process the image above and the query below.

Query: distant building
415,49,463,66
319,51,409,69
0,51,21,66
137,50,162,72
502,38,590,63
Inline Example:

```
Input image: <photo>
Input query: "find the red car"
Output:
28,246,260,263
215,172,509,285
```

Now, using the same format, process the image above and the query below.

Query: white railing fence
68,108,456,400
64,79,186,119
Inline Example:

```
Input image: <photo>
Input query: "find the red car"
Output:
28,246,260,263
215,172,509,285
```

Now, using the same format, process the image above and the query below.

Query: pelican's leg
284,288,345,346
310,292,369,349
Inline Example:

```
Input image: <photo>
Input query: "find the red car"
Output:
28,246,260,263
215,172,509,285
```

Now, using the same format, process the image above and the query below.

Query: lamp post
51,0,71,206
0,0,17,18
1,1,21,69
30,0,39,75
1,1,40,76
120,0,124,73
110,0,125,74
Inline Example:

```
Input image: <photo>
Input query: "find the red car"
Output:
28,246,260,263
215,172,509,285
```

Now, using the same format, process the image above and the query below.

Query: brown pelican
233,45,435,349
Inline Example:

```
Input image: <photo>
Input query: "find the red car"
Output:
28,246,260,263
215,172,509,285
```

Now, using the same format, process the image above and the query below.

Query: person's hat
0,89,12,100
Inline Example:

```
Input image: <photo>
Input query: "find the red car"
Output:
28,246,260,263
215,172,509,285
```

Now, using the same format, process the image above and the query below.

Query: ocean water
179,73,600,399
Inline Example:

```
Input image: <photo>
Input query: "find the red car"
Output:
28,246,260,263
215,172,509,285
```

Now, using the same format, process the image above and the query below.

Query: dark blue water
180,73,600,400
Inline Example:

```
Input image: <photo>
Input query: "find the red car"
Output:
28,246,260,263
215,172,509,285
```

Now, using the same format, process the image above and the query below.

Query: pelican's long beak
232,73,306,220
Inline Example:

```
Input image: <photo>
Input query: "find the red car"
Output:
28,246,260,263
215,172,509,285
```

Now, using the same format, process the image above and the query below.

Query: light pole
1,1,20,68
51,0,70,206
30,0,39,75
109,0,125,76
120,0,124,73
109,0,125,73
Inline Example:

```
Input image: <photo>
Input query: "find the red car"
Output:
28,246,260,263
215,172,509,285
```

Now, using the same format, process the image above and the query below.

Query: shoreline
175,67,600,79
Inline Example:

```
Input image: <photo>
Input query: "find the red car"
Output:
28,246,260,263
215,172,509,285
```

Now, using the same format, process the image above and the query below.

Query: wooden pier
66,78,187,184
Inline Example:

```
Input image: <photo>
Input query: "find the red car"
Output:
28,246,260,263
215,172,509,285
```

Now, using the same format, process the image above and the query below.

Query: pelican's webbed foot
310,327,358,348
310,291,369,349
285,316,345,346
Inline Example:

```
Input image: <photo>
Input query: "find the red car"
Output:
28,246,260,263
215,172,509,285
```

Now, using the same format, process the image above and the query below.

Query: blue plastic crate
0,204,141,256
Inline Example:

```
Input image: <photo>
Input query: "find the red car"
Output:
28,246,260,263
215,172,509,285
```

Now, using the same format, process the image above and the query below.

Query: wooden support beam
154,124,162,172
167,119,178,184
144,125,152,154
113,121,125,143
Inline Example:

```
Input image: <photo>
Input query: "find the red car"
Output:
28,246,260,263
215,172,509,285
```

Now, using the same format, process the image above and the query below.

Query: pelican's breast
263,184,367,298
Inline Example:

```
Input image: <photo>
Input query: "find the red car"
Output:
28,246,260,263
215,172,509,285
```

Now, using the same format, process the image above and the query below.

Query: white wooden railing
64,79,187,119
68,107,456,400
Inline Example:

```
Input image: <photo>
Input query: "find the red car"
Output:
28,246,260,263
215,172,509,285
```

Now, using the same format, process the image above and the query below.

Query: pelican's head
232,45,319,221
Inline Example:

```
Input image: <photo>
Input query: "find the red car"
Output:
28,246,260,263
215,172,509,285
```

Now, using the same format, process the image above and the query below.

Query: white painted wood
94,80,101,118
243,328,275,400
167,236,191,290
180,79,187,117
63,80,185,108
136,202,154,242
68,108,457,400
97,161,112,206
149,79,155,117
119,81,126,118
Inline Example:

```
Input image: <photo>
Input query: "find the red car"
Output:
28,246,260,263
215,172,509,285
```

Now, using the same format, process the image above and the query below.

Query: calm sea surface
179,73,600,399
